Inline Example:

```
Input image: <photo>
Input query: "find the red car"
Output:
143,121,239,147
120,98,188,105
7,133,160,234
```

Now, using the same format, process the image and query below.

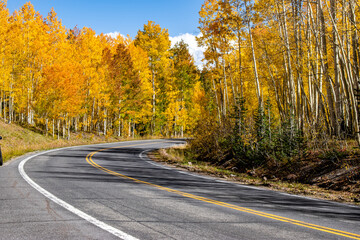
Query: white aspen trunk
313,0,321,121
247,12,261,105
75,117,78,133
281,0,295,115
118,116,121,137
57,119,60,140
30,109,34,126
45,119,48,136
236,21,243,98
83,114,87,132
91,97,95,132
349,0,360,144
27,88,31,125
294,0,306,129
349,0,359,79
121,119,124,137
212,78,222,123
9,95,12,124
97,100,101,136
132,122,135,138
222,59,229,115
219,75,224,116
63,119,66,139
103,108,107,136
128,119,131,137
151,68,156,135
330,0,342,137
325,0,359,141
229,64,237,106
118,100,122,137
67,118,70,140
118,115,121,137
306,1,313,122
262,42,284,119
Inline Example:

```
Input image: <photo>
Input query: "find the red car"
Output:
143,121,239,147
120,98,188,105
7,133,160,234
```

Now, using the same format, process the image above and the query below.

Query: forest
0,1,201,139
192,0,360,169
1,0,360,168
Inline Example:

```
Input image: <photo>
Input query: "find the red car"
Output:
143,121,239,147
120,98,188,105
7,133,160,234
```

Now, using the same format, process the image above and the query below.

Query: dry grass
0,120,152,163
2,120,358,206
150,145,360,206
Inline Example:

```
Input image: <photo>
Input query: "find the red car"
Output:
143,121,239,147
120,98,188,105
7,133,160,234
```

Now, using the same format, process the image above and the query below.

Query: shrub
189,99,307,171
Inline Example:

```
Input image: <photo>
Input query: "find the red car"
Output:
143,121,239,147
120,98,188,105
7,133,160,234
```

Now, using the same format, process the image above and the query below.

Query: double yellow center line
86,142,360,240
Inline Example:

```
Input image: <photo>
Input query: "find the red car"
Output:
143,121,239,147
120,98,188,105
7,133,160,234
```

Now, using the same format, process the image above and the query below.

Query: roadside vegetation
150,0,360,206
151,97,359,205
153,142,360,205
152,127,360,204
0,120,150,163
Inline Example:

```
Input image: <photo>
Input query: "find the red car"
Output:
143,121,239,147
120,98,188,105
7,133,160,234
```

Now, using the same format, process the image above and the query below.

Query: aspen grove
196,0,360,144
0,2,202,138
1,0,360,149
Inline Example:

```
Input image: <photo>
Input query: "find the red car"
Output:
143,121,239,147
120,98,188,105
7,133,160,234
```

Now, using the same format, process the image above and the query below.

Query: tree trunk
67,118,71,140
45,118,48,136
246,0,261,106
319,0,336,135
151,68,156,135
330,0,342,137
57,119,60,140
212,78,222,123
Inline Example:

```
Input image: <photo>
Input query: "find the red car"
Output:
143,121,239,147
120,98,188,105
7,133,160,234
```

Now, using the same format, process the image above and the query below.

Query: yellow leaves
0,2,205,137
188,81,207,128
0,1,10,90
128,42,152,118
135,21,172,69
40,61,85,118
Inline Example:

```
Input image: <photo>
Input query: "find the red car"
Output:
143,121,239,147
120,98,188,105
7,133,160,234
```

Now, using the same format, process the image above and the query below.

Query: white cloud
105,32,206,69
105,31,125,39
170,33,206,69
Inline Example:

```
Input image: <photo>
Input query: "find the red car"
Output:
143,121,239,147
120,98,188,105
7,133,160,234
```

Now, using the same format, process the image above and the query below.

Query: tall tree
134,21,172,135
170,40,199,136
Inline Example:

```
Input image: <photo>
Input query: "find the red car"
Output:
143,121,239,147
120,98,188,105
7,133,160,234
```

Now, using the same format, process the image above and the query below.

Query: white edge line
139,148,263,183
18,149,139,240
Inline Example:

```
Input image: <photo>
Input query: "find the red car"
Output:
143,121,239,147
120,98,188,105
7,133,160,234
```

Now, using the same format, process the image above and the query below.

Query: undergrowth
0,120,154,163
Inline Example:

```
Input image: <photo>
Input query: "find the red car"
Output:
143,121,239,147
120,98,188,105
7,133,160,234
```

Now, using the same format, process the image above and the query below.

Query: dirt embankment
255,153,360,201
152,146,360,205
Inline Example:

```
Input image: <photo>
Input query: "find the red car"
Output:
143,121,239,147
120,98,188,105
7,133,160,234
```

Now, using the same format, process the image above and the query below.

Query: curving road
0,139,359,240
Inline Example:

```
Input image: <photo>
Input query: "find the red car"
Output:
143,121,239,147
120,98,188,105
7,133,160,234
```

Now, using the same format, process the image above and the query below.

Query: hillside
0,120,122,164
153,145,360,205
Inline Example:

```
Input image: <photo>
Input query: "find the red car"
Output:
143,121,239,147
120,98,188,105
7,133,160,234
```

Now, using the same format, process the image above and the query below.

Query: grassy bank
150,144,360,206
0,120,151,164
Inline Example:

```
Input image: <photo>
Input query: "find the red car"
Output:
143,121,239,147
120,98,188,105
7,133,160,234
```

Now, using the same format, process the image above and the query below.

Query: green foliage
190,99,307,171
274,116,306,160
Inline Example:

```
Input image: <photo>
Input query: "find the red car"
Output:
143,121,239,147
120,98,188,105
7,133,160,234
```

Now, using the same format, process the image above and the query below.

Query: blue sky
7,0,204,38
7,0,206,67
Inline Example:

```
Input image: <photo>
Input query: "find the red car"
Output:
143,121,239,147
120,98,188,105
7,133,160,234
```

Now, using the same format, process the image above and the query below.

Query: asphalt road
0,139,359,240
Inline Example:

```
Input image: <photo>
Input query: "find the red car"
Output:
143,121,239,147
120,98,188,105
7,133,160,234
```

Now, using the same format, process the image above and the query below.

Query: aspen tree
134,21,171,135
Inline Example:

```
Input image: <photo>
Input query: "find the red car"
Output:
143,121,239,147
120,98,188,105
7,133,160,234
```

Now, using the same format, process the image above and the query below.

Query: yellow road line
85,143,360,240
